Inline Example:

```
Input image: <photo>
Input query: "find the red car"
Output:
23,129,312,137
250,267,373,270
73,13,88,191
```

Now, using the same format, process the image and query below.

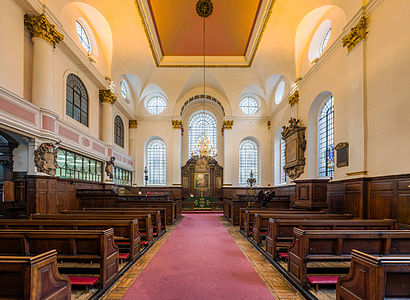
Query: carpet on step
122,213,274,300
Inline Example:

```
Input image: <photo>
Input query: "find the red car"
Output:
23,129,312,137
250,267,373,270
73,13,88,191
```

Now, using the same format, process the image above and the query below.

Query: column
129,120,138,185
222,120,234,185
24,14,63,111
99,89,117,145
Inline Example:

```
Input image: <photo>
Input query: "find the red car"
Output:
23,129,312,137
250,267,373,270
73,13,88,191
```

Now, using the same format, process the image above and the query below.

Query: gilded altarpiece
181,156,223,208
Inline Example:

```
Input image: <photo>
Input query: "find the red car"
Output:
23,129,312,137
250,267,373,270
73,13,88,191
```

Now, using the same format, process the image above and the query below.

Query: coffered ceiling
135,0,274,67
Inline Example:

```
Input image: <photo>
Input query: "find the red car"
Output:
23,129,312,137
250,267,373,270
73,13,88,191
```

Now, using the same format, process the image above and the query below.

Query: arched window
308,19,332,62
239,97,259,115
280,138,287,183
318,96,334,177
120,80,127,99
146,138,166,185
275,81,286,104
114,116,124,148
76,21,91,54
146,96,166,115
66,74,88,126
320,27,331,55
188,112,217,157
239,138,258,185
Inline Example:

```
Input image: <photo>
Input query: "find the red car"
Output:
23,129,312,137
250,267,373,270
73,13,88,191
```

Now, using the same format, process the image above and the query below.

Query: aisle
123,213,274,300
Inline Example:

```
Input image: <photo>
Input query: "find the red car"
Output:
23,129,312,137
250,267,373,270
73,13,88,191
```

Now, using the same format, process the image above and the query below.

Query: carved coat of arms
34,143,58,175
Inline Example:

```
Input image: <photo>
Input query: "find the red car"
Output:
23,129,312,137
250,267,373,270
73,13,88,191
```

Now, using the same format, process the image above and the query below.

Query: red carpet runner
123,213,274,300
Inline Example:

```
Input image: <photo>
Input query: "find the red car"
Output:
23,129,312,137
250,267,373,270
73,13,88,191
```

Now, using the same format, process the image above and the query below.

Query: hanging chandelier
191,0,217,158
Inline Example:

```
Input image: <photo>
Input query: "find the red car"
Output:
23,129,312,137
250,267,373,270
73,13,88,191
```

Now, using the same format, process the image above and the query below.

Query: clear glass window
240,97,259,115
146,138,166,185
239,139,258,185
120,80,127,99
146,96,166,115
275,81,285,104
320,27,331,55
114,116,124,148
76,21,91,54
318,96,335,177
188,112,217,158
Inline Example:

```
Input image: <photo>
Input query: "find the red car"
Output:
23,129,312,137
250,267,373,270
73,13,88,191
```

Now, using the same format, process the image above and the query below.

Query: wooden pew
287,229,410,288
80,207,167,232
251,213,352,243
336,250,410,300
0,250,71,300
239,208,309,231
31,213,154,246
64,209,164,236
242,209,324,235
0,229,119,289
266,218,398,259
0,219,140,261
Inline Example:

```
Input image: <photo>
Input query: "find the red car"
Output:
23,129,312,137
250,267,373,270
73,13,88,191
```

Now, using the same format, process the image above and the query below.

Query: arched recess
295,5,346,77
307,90,333,178
238,84,266,116
60,2,113,75
138,84,168,115
116,73,141,114
180,95,225,166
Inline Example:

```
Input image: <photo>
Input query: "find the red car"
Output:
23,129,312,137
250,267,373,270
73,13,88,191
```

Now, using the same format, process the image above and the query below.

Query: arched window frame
318,96,335,177
114,115,124,148
239,96,259,115
238,138,259,185
66,74,88,126
75,20,91,54
146,137,166,185
188,111,217,158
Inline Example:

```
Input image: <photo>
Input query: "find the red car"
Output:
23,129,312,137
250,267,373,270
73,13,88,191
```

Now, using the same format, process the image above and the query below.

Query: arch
145,137,166,185
238,137,259,185
66,73,88,126
114,115,124,148
307,91,333,178
295,5,346,76
181,95,225,117
60,2,113,73
188,111,217,158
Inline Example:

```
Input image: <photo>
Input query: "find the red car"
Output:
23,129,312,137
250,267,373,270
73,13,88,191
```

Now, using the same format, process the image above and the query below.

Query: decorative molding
180,94,225,117
288,90,299,106
129,120,138,129
342,16,368,52
99,89,117,104
172,120,182,129
24,14,64,48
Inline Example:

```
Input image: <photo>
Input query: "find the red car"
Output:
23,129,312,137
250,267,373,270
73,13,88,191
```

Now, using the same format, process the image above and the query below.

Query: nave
102,213,302,300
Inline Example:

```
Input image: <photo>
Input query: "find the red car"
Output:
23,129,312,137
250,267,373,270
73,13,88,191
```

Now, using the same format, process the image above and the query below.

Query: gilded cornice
288,90,299,106
99,89,117,104
342,16,368,52
129,120,138,128
24,14,64,48
133,0,275,68
172,120,182,129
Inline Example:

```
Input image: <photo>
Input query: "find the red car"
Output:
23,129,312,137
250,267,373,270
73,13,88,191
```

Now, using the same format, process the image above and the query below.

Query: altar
181,155,223,210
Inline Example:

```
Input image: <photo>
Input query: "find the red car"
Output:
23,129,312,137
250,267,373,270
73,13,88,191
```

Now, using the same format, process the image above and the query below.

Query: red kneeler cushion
69,276,99,286
115,241,130,245
119,253,130,260
306,275,339,285
278,252,288,258
141,241,148,245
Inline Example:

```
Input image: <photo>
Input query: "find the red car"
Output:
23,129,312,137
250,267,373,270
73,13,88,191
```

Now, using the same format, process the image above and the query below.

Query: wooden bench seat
0,250,71,299
79,208,167,232
336,250,410,300
64,209,164,236
252,213,352,244
287,229,410,288
265,218,398,259
31,213,154,246
0,229,119,289
0,218,141,261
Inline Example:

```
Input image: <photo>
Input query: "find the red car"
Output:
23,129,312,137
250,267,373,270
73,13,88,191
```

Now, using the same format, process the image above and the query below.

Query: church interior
0,0,409,299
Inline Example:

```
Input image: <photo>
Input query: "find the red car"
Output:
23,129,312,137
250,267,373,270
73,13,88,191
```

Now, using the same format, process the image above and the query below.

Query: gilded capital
223,120,233,129
342,16,368,52
129,120,138,129
24,14,63,48
288,90,299,106
172,120,182,129
267,121,271,130
99,89,117,104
